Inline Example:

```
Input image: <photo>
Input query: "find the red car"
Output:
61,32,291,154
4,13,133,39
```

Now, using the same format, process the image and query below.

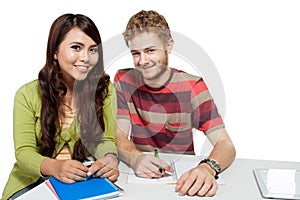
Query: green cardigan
1,80,118,200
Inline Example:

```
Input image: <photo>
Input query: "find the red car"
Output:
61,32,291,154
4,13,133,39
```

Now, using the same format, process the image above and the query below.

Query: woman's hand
41,158,89,183
87,154,120,182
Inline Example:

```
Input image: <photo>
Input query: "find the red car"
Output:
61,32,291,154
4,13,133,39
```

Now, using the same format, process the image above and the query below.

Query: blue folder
49,176,122,200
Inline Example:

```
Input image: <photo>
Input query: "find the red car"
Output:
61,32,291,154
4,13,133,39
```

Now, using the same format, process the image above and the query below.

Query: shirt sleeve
191,78,225,135
94,82,118,158
113,70,131,120
13,83,46,176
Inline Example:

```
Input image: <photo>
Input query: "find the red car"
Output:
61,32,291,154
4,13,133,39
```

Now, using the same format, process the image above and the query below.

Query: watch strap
199,158,221,179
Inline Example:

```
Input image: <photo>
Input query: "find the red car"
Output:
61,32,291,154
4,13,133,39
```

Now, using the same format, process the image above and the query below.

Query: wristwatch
199,158,221,179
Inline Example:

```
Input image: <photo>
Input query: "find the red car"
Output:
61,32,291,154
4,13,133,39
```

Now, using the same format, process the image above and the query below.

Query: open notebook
253,168,300,200
127,158,225,185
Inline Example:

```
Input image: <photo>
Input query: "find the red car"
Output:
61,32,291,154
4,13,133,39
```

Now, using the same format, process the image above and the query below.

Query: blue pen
154,149,163,173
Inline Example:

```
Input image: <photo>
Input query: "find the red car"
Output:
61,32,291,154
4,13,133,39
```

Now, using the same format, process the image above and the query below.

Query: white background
1,0,300,195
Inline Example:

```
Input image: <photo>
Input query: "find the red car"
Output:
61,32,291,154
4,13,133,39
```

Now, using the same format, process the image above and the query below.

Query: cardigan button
61,131,71,142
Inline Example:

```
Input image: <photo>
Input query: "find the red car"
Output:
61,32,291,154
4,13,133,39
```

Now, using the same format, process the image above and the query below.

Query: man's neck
144,67,172,88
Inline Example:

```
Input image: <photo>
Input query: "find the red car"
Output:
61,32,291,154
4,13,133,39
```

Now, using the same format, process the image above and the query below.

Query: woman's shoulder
15,79,41,100
16,79,39,92
105,80,115,98
108,80,114,90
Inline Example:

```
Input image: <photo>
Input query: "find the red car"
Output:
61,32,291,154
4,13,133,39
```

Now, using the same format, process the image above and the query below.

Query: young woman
2,13,119,200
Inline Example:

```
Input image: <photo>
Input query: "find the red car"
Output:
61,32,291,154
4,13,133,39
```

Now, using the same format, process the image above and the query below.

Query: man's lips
140,65,155,70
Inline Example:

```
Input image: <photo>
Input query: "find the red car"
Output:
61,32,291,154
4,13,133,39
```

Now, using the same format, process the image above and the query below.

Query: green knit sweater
1,80,117,200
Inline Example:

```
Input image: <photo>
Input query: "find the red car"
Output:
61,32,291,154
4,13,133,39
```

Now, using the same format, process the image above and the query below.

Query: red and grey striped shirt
114,68,224,154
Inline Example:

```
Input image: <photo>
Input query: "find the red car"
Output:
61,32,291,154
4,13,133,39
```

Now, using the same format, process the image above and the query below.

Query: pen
83,160,95,180
83,160,94,167
154,149,163,173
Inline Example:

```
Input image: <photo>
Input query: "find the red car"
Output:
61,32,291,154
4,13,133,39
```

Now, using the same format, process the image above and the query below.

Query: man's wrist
198,158,221,179
129,152,144,167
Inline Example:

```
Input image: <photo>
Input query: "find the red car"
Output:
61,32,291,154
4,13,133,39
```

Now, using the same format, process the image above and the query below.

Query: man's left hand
175,165,218,196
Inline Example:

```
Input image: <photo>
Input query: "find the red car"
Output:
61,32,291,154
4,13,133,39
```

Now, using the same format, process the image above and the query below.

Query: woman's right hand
41,158,89,183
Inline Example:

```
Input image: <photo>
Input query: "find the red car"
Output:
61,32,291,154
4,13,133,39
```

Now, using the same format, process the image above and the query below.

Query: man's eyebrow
130,49,139,54
145,46,157,50
130,46,158,52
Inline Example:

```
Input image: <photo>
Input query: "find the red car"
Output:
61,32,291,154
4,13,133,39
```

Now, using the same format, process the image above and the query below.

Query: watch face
208,159,221,172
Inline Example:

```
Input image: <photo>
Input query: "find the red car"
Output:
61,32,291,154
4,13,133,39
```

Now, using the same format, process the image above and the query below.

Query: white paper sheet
127,159,225,185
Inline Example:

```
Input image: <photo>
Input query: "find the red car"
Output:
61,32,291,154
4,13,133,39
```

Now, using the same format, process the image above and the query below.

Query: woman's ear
166,39,174,53
54,52,58,60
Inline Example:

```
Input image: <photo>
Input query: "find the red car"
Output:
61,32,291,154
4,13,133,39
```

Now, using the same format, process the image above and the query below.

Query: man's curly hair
123,10,172,48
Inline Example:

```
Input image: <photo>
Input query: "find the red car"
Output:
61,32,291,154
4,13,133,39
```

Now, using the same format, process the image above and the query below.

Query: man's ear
166,38,174,53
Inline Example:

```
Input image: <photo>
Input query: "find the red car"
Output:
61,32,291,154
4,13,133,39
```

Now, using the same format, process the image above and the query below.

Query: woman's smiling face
55,27,99,85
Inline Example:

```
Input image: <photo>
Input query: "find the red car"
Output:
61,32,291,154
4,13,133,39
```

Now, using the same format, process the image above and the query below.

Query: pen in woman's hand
82,160,94,179
154,149,163,173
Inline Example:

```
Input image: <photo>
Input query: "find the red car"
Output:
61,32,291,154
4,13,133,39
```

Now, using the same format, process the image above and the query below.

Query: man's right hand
132,153,174,178
115,120,174,178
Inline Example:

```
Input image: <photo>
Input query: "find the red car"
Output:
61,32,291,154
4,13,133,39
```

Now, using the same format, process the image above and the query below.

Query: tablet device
253,168,300,199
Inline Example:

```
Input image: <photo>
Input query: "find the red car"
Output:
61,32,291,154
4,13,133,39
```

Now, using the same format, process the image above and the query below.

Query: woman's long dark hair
38,13,109,161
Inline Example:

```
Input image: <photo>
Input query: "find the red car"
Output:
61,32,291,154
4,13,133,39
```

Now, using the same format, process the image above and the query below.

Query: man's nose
138,52,149,65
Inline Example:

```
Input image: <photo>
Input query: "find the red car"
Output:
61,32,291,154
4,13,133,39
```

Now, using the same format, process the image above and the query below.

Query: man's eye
147,49,155,53
131,52,140,56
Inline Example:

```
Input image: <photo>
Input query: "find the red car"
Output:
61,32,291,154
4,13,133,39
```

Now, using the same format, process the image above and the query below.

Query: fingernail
87,171,92,176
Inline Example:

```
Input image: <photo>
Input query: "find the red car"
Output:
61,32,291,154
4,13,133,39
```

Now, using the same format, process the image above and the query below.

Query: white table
16,154,300,200
115,154,300,200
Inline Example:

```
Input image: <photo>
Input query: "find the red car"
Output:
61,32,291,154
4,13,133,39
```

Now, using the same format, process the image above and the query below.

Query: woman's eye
71,45,81,50
90,48,98,53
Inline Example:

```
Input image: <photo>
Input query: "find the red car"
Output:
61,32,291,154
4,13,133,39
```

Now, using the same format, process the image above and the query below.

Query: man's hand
132,153,174,178
176,164,218,197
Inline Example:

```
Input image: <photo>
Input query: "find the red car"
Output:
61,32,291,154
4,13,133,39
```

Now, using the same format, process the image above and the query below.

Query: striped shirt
114,68,224,154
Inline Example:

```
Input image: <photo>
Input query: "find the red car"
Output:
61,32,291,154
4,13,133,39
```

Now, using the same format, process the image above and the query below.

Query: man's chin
142,74,156,81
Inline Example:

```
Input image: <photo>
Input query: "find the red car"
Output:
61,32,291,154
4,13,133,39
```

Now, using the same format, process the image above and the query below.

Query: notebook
253,168,300,200
46,176,123,200
127,159,225,185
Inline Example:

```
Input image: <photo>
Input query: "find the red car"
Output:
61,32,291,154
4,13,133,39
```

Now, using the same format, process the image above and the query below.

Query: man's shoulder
172,68,202,82
114,68,139,82
117,68,134,73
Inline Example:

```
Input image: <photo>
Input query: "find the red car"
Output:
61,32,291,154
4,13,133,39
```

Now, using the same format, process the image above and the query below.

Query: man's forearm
207,128,236,172
116,129,142,167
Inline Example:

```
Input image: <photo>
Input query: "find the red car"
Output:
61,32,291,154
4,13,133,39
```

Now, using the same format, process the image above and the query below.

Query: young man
114,10,236,197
